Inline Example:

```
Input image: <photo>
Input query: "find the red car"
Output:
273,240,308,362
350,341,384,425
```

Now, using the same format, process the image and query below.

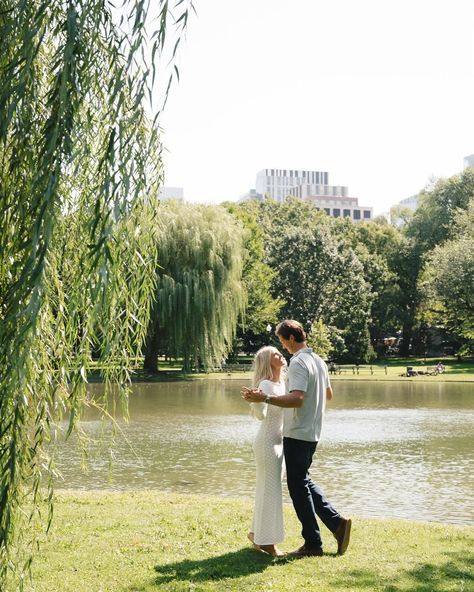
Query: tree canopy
422,200,474,353
144,201,245,372
224,202,283,353
398,169,474,354
343,219,405,349
407,168,474,251
239,198,373,362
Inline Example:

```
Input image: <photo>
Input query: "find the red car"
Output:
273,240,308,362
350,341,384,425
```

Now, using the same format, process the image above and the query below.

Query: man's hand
242,387,304,408
241,387,266,403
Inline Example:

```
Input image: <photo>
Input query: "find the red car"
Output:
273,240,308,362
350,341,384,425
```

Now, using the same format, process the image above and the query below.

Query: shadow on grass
152,547,281,585
330,550,473,591
123,549,474,591
444,367,474,375
397,550,474,592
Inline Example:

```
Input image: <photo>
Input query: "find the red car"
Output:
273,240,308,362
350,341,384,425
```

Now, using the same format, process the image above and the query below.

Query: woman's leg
252,438,284,553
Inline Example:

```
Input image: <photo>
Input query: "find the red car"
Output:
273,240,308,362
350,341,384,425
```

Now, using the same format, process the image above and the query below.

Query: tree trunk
143,316,160,373
399,323,413,357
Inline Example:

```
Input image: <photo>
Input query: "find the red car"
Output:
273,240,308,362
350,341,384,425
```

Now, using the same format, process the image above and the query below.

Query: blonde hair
251,346,284,388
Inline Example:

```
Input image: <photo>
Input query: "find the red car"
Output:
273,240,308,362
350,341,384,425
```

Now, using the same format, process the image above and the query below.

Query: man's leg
283,437,322,549
306,455,341,534
305,445,352,554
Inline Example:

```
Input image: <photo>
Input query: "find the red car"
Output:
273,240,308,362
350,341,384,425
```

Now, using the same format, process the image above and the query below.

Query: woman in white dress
245,346,286,557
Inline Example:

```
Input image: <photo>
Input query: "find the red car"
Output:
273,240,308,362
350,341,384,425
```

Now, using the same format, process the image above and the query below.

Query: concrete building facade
397,195,419,210
463,154,474,169
289,184,372,221
256,168,329,202
252,168,372,221
158,186,184,201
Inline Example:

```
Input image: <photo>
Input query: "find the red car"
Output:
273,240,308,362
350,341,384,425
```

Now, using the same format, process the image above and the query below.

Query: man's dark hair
275,320,306,343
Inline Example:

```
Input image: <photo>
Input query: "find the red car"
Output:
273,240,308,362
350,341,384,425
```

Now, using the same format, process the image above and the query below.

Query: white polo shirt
283,347,331,442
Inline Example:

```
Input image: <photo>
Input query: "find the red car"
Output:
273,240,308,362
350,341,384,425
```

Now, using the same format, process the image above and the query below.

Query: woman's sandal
247,532,261,551
247,533,285,557
259,544,286,557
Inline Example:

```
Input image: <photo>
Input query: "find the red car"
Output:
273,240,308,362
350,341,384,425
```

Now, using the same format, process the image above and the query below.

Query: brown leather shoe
289,545,323,558
333,517,352,555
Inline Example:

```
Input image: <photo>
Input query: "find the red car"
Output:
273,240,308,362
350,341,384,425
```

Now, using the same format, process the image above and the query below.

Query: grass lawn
100,357,473,384
329,357,474,382
27,491,473,592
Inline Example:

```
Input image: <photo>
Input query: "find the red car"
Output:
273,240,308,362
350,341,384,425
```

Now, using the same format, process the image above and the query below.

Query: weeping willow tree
0,0,192,586
144,201,246,372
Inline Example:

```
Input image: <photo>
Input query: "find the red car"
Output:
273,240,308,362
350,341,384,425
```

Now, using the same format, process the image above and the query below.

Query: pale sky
157,0,474,215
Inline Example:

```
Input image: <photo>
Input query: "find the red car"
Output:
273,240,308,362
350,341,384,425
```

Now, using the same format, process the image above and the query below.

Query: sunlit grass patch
28,491,474,592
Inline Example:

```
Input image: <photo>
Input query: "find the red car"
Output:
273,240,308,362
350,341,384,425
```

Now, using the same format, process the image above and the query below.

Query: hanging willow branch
0,0,193,587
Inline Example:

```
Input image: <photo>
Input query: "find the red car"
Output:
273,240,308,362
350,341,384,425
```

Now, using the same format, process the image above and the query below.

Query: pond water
53,380,474,526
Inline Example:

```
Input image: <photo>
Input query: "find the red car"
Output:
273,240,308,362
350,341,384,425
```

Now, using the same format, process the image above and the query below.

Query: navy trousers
283,436,341,549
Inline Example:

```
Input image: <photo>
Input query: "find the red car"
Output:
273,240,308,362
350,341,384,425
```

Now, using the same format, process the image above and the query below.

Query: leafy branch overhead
0,0,192,586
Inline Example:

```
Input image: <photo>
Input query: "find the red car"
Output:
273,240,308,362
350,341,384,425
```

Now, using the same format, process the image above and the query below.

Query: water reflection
53,380,474,525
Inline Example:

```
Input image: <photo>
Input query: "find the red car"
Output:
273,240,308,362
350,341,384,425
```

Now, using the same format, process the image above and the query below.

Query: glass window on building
363,210,371,219
324,208,330,215
333,208,340,217
343,209,351,218
353,210,361,220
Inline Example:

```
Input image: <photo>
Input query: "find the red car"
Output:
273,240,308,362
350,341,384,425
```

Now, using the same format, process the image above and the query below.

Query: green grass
136,358,474,383
86,357,474,383
329,358,474,382
27,491,474,592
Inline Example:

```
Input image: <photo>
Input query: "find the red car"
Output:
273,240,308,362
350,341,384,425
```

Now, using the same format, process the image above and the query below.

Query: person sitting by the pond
244,345,287,557
328,361,337,375
435,361,445,374
243,319,351,558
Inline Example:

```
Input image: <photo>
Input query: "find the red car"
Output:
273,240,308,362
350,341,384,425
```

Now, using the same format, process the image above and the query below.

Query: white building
238,189,261,202
397,195,419,210
158,186,184,201
289,184,372,221
251,168,372,221
463,154,474,169
256,168,329,202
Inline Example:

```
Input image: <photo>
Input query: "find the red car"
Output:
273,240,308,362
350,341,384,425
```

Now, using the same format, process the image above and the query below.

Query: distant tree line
141,167,473,370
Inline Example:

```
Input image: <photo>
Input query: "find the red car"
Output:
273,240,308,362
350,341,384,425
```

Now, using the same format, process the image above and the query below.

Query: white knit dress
250,379,285,546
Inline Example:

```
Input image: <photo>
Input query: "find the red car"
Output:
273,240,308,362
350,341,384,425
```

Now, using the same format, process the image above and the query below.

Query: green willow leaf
0,0,194,587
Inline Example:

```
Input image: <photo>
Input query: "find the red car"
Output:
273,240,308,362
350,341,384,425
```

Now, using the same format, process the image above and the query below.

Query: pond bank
121,369,474,383
87,357,474,383
29,491,473,592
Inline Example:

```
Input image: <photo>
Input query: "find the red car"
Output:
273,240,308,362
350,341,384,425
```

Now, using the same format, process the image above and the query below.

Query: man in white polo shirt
242,319,351,557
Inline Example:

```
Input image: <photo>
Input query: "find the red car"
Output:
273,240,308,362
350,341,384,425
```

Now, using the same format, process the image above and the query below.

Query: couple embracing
242,319,351,558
